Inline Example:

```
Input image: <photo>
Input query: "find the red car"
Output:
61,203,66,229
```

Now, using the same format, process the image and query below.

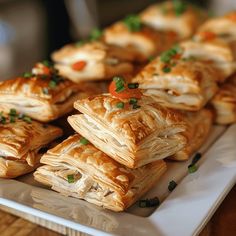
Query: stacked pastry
0,61,99,178
196,11,236,124
35,78,197,210
33,1,212,211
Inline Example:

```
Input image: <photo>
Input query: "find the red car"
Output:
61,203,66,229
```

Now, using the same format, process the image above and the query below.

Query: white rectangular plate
0,125,235,236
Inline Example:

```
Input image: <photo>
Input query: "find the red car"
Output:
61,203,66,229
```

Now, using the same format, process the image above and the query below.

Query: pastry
34,134,167,212
180,39,236,82
170,109,213,161
52,41,135,82
67,93,187,168
0,62,96,122
198,12,236,57
103,15,176,62
211,74,236,124
140,0,207,39
0,110,62,178
132,46,219,111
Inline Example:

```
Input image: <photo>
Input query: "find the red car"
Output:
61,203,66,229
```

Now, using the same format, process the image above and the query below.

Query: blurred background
0,0,235,80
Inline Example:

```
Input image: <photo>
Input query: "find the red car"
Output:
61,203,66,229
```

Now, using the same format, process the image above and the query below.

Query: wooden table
1,185,236,236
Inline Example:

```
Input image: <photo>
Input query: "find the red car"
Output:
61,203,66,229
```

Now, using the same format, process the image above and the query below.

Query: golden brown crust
51,41,135,82
0,75,96,122
132,58,219,111
35,134,167,211
0,117,62,178
211,74,236,124
73,94,186,145
0,119,62,161
170,109,213,161
198,11,236,37
140,1,207,39
68,94,187,168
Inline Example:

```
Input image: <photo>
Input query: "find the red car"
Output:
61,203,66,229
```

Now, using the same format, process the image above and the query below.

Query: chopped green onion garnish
23,72,33,78
123,14,142,32
160,45,182,63
113,76,125,93
23,116,32,124
0,113,6,124
67,174,75,183
116,102,125,109
132,104,141,109
168,180,177,191
42,87,49,95
128,83,139,89
162,67,171,73
80,137,89,145
89,28,103,41
75,40,86,47
49,80,57,89
9,109,17,116
139,197,160,208
191,152,202,165
188,164,198,173
9,115,15,123
129,98,137,104
42,60,53,68
173,0,187,16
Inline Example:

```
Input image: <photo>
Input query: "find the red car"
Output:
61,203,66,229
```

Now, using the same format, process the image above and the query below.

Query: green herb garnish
162,66,171,73
168,180,177,191
22,116,32,124
23,72,33,78
128,83,139,89
9,116,15,123
129,98,138,104
0,112,6,124
9,109,17,117
123,14,142,32
160,45,182,63
188,164,198,173
67,174,75,183
113,76,125,93
75,40,87,47
89,28,103,41
80,137,89,145
139,197,160,208
49,80,57,89
116,102,125,109
191,152,202,165
42,60,53,68
173,0,187,16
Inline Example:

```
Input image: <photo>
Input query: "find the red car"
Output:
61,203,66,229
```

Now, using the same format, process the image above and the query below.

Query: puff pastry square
180,39,236,82
34,134,167,212
140,1,207,39
170,109,213,161
52,41,136,83
0,113,62,178
68,94,187,168
0,62,96,122
103,20,176,62
132,56,219,111
211,74,236,124
198,12,236,57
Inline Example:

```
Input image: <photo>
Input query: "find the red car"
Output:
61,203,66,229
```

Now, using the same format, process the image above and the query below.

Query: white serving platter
0,124,235,236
